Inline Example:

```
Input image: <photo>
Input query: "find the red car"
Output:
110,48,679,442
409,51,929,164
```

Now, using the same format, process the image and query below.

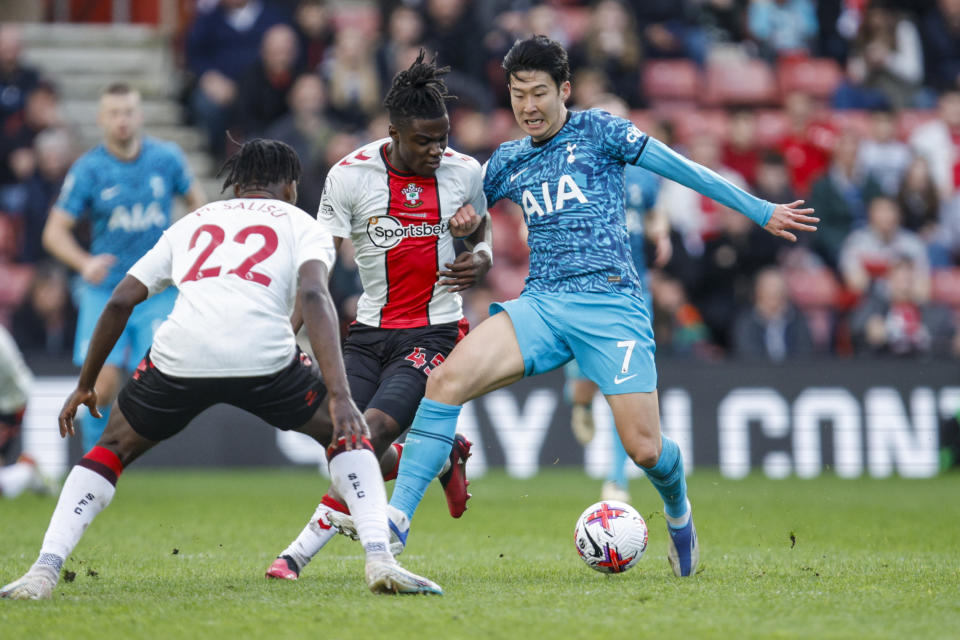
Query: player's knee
628,439,662,469
423,362,464,404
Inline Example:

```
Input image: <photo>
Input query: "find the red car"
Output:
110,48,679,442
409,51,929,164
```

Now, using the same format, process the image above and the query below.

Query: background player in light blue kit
345,36,817,579
42,83,205,452
564,93,673,505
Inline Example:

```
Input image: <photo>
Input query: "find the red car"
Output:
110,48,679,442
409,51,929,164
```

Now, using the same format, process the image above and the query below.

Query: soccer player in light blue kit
351,36,817,578
42,83,205,452
564,94,672,504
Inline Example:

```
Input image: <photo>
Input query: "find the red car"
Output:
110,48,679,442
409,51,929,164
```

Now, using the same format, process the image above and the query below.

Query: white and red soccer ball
574,500,648,574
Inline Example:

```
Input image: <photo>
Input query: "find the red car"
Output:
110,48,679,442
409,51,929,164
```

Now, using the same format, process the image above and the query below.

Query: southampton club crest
401,182,423,208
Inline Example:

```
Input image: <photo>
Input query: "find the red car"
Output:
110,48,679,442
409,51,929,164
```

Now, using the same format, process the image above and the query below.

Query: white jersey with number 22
128,197,335,378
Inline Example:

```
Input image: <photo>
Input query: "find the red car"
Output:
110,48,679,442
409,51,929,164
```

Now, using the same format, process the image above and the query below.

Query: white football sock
38,465,117,562
664,498,692,529
280,501,341,570
328,448,391,562
0,461,37,499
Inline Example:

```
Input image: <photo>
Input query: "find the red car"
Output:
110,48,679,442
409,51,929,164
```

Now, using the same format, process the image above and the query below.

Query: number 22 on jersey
181,223,279,286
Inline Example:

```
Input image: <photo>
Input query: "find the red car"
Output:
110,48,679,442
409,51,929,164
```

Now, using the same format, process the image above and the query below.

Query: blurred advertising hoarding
23,359,958,479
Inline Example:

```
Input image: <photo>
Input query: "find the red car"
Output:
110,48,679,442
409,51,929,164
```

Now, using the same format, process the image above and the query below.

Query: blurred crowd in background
4,0,960,369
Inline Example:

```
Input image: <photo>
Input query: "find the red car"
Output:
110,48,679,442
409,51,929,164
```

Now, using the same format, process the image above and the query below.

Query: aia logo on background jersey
401,183,423,208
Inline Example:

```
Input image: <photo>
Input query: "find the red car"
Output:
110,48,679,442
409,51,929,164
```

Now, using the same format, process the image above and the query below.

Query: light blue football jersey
484,109,650,296
55,136,193,290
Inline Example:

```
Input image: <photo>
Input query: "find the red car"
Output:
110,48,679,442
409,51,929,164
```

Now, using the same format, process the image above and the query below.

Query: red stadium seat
663,108,730,145
754,109,790,147
557,7,591,45
486,264,528,302
777,58,844,100
702,59,779,107
786,267,844,351
642,60,701,104
785,267,840,308
931,268,960,307
628,110,658,135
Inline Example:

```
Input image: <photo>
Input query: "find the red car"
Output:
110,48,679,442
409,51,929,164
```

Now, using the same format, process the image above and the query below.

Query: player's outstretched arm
763,200,819,242
638,137,819,234
59,275,147,438
297,259,368,449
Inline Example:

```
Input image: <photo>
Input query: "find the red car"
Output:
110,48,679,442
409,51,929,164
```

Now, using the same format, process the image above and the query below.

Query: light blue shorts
74,285,177,370
490,290,657,395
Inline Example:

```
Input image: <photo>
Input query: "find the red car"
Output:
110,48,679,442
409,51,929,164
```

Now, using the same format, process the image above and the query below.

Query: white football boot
0,565,59,600
365,559,442,595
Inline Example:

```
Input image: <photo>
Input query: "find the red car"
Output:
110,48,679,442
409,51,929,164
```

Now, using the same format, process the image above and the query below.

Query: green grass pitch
2,468,958,639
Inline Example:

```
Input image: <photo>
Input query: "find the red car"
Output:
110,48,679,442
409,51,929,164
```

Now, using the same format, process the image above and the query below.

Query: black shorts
117,349,325,442
344,320,463,429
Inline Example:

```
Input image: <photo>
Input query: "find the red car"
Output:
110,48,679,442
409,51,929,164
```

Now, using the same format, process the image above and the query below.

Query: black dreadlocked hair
217,138,301,194
382,50,454,126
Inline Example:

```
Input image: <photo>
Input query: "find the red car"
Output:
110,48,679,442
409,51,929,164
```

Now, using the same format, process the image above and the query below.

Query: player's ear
286,180,298,205
559,80,571,103
387,122,399,142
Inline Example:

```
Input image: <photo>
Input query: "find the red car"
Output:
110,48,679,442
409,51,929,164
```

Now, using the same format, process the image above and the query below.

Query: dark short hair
383,50,452,126
502,35,570,89
102,81,136,97
217,138,301,193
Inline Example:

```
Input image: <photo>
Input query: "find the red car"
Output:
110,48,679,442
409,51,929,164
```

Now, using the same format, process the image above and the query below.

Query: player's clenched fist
449,203,482,238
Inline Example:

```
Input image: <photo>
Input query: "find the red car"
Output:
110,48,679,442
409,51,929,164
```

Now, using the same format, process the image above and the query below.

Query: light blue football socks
389,398,461,521
642,435,688,523
81,406,111,453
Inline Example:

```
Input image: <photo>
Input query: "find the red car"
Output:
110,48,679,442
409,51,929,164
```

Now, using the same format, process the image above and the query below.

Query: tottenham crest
401,183,423,208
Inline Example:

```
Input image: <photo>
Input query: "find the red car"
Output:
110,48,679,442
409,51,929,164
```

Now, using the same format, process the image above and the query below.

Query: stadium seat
931,267,960,308
628,110,658,135
785,267,840,308
556,7,591,45
664,108,730,145
777,58,844,100
897,109,938,140
486,264,528,301
702,59,779,107
785,267,843,352
490,204,528,267
754,109,790,147
642,60,701,105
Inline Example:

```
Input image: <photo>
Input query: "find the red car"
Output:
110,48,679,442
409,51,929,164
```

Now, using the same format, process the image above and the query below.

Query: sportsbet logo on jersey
521,174,588,218
366,215,448,249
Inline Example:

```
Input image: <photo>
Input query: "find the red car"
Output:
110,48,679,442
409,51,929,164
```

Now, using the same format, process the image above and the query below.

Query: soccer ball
574,500,648,574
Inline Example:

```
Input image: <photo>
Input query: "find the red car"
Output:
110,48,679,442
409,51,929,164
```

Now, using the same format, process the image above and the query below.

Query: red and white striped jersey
128,198,335,377
317,138,487,329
